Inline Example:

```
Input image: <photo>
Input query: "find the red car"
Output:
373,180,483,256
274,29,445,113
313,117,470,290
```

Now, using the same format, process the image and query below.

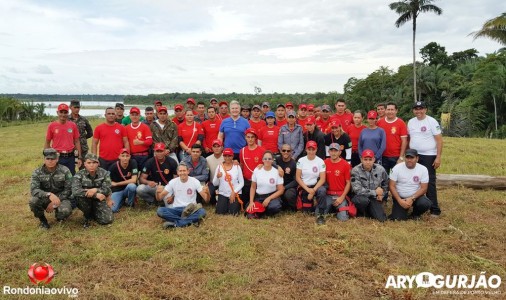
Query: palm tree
470,13,506,46
389,0,443,102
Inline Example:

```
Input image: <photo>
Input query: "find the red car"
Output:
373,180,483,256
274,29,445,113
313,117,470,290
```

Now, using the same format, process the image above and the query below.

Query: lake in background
33,101,174,117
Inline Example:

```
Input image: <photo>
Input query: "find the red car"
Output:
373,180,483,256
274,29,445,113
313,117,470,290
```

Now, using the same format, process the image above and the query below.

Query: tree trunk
493,94,498,131
437,174,506,190
413,18,417,103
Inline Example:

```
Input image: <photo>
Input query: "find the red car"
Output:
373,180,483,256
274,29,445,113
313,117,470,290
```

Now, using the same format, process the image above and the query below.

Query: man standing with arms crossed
69,100,93,163
377,102,408,175
126,106,153,171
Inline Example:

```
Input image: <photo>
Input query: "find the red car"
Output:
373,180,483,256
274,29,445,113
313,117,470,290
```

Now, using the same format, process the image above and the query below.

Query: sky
0,0,503,95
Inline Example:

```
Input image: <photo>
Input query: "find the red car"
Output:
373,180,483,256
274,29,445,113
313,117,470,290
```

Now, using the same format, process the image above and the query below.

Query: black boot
38,216,50,229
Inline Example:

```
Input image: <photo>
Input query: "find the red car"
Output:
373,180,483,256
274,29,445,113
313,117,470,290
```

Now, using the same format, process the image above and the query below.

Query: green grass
0,122,505,299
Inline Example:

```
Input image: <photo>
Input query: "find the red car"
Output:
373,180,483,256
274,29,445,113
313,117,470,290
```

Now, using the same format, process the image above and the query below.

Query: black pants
207,182,218,205
99,158,117,172
351,195,386,222
417,155,440,215
351,152,361,168
389,195,431,220
242,179,252,209
282,186,298,211
216,194,240,215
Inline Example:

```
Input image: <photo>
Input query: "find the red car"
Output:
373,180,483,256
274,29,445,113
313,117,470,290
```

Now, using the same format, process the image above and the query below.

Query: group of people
31,97,443,229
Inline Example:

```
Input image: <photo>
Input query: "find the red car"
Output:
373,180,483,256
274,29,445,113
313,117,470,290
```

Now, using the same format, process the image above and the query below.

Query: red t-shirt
201,118,222,150
346,124,366,151
46,121,79,152
316,117,332,134
324,158,351,194
297,117,309,132
258,125,280,153
94,123,127,160
276,118,288,128
377,117,408,157
178,122,203,147
172,117,185,125
249,119,266,132
125,123,153,154
217,114,230,120
240,145,266,180
332,113,354,128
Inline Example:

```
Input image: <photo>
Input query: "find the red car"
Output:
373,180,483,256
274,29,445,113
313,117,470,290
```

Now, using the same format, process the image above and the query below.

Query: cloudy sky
0,0,503,95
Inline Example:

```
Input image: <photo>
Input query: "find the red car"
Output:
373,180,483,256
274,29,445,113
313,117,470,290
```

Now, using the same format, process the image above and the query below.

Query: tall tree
470,13,506,46
389,0,443,102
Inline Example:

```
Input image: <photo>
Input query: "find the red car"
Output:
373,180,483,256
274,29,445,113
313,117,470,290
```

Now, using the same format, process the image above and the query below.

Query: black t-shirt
142,156,178,185
324,132,352,160
275,157,297,186
108,159,138,193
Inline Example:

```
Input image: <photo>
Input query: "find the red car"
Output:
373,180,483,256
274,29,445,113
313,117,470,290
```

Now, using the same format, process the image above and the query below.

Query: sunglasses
281,149,291,153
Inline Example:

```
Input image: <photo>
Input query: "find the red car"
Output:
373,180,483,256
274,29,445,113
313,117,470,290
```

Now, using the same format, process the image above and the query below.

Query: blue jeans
59,156,75,175
157,206,207,227
111,183,137,213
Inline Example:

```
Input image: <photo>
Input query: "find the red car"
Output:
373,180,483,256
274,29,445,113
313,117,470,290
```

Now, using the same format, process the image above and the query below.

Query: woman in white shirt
212,148,244,215
247,151,284,218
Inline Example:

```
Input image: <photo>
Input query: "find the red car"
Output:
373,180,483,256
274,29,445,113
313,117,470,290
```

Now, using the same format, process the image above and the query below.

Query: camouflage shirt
150,120,179,152
72,167,112,198
31,164,73,199
69,114,93,153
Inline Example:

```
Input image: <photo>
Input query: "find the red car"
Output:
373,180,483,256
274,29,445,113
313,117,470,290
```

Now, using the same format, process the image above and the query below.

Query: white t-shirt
390,163,429,198
252,167,284,195
164,176,203,208
206,154,224,181
408,116,442,155
212,164,244,197
296,156,326,186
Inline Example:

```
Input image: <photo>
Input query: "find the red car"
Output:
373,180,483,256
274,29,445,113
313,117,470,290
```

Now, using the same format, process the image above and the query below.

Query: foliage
0,96,49,125
470,12,506,46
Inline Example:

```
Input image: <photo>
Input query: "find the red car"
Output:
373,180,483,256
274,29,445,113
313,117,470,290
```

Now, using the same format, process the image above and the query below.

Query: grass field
0,121,505,299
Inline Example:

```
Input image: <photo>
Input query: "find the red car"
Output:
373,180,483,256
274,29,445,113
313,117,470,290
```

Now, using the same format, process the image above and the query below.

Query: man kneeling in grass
156,163,210,229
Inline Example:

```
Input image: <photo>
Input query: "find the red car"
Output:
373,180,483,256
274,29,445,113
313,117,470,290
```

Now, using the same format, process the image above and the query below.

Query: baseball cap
57,103,69,112
174,104,184,111
299,104,307,110
154,143,166,151
265,111,275,118
305,116,316,124
285,102,294,108
276,103,285,109
262,101,270,107
84,153,99,162
321,104,331,112
115,103,125,109
120,148,130,154
330,119,342,128
158,106,168,113
223,148,234,156
241,105,251,111
405,149,419,157
249,201,265,213
412,101,427,109
252,104,261,110
43,148,58,159
367,110,378,119
328,143,341,151
244,128,258,137
287,111,297,118
361,149,375,158
130,107,140,114
210,98,218,103
70,100,80,108
154,100,163,106
307,104,315,111
306,140,317,149
212,139,223,147
219,101,228,107
187,98,196,104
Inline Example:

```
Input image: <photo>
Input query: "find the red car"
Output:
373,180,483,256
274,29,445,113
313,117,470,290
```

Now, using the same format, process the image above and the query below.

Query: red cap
120,148,130,154
306,140,317,149
154,100,162,105
249,201,266,213
244,128,258,137
308,104,315,111
57,103,69,111
219,101,228,107
330,119,342,128
174,104,184,111
158,106,168,113
305,116,316,124
299,104,307,110
212,139,223,146
130,107,140,114
223,148,234,156
362,149,375,158
187,98,195,104
367,110,378,119
285,102,294,108
154,143,166,151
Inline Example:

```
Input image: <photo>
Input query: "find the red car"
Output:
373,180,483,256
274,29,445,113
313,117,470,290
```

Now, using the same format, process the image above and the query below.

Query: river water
33,101,174,117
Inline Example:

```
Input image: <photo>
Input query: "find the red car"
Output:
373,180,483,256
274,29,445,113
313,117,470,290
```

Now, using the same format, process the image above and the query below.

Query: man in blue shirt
218,100,250,160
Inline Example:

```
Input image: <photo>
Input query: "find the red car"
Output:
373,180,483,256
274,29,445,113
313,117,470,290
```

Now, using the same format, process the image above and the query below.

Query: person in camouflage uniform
72,153,114,228
69,100,93,162
29,148,73,229
150,106,179,163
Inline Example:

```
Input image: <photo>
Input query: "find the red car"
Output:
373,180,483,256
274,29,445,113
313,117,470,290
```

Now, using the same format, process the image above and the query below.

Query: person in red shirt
240,128,266,208
314,106,322,119
285,102,295,116
92,107,129,171
45,103,81,175
125,106,153,171
297,104,309,132
218,101,230,120
376,103,386,120
186,98,198,115
201,106,222,156
316,104,333,134
332,99,353,128
210,98,219,109
324,143,352,221
307,104,315,116
258,111,280,154
172,104,185,125
275,104,288,127
377,102,408,174
249,105,266,132
347,110,367,167
178,110,204,162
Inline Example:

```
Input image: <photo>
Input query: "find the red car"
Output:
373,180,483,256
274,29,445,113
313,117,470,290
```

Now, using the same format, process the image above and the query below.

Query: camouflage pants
76,197,114,225
29,197,73,221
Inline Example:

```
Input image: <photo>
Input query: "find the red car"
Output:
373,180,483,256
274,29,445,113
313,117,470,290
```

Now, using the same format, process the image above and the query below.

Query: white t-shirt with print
252,167,284,195
390,163,429,198
164,176,203,208
408,115,442,155
296,156,326,186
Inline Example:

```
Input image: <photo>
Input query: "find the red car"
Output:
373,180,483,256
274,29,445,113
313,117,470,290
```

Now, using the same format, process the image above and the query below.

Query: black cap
276,103,285,108
115,103,125,109
405,149,419,157
43,148,58,159
70,100,80,107
412,101,426,109
241,105,251,111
